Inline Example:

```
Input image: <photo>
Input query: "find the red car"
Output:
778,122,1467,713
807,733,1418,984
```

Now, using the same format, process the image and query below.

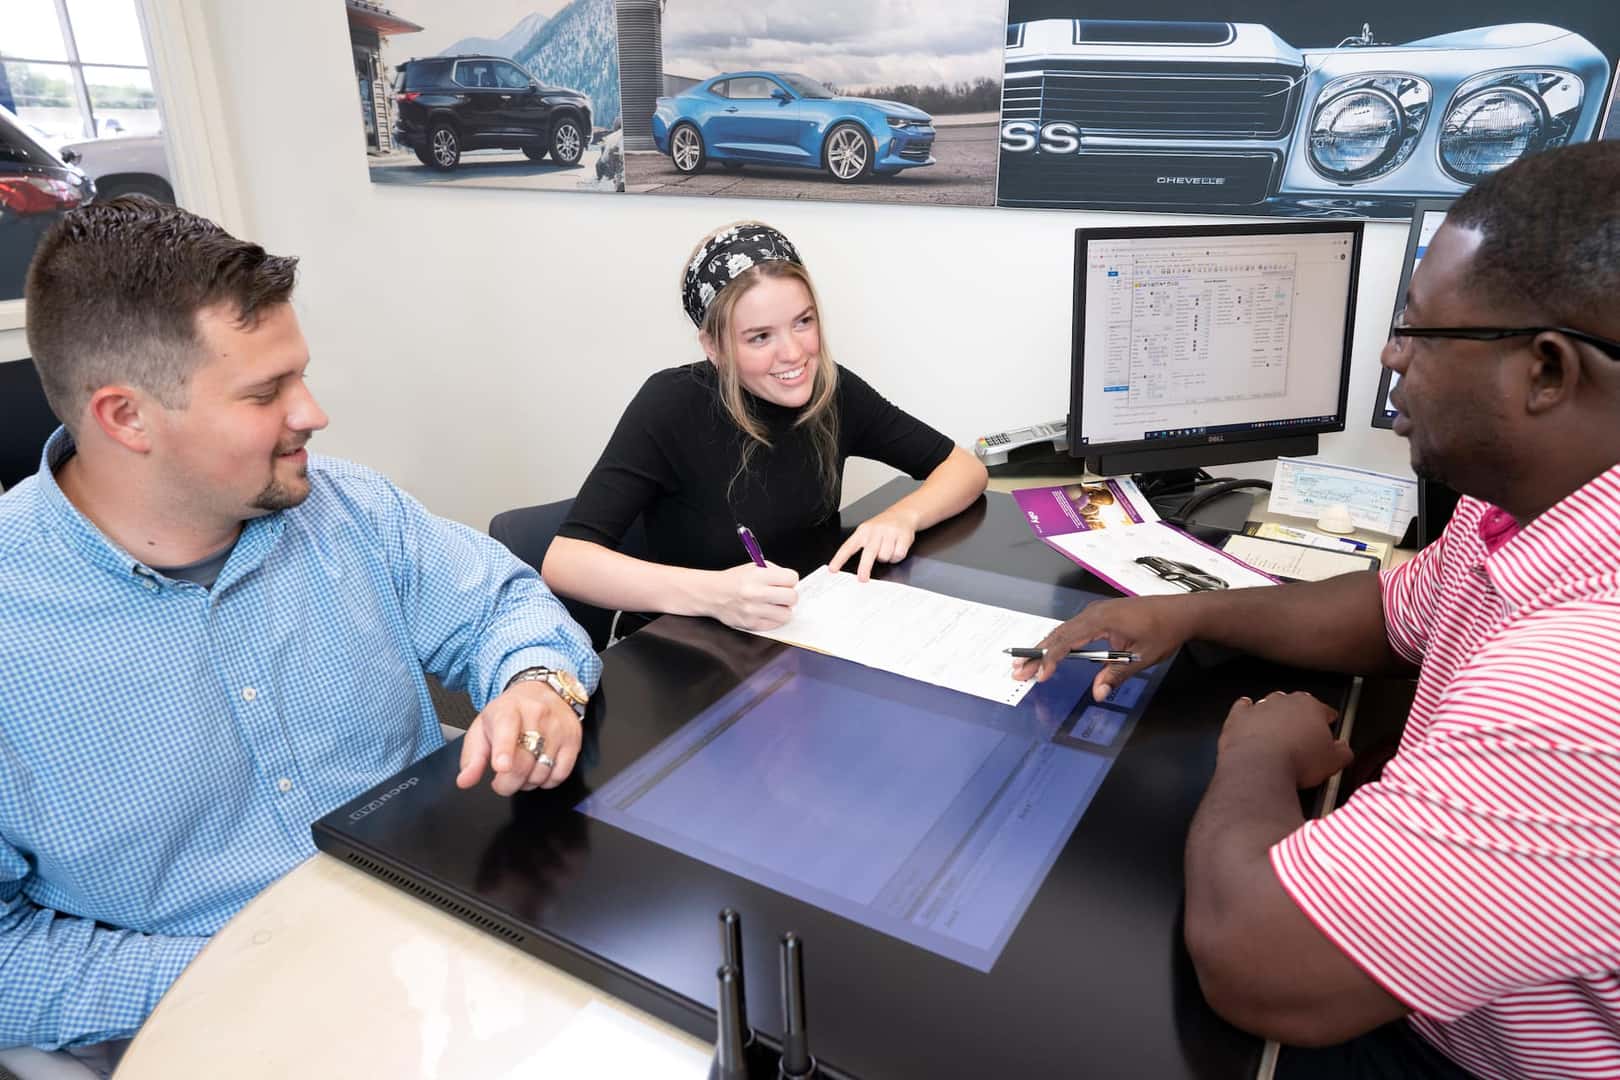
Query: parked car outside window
0,105,94,302
55,133,172,203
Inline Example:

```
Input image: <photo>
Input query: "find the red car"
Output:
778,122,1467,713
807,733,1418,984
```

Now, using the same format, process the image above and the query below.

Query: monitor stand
1135,469,1266,533
1135,468,1203,504
1086,433,1312,532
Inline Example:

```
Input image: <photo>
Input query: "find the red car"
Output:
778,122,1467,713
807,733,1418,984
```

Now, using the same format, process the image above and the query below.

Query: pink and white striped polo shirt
1272,463,1620,1080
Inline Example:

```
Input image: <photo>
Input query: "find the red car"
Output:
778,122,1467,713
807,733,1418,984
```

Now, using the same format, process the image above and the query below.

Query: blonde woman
542,222,987,632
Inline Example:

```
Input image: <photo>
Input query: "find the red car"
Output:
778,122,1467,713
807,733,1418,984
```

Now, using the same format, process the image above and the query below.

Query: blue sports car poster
619,0,1007,207
997,0,1620,217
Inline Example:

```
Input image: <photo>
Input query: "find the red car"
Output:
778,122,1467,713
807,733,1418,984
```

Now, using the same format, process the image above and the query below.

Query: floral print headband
682,223,803,328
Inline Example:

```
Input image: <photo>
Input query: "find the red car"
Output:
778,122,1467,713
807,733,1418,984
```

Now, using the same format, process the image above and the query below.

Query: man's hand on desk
457,680,583,795
1220,691,1351,790
1013,594,1200,698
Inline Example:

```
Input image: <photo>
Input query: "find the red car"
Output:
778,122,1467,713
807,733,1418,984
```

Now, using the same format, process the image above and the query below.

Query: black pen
1005,647,1140,663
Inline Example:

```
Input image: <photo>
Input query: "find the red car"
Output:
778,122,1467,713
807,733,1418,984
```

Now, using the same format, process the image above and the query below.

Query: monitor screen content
1072,223,1361,472
1374,205,1451,428
578,558,1170,973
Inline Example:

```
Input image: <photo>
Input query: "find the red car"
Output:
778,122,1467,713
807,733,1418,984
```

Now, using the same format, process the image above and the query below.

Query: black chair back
489,500,648,652
1417,477,1462,549
0,359,59,490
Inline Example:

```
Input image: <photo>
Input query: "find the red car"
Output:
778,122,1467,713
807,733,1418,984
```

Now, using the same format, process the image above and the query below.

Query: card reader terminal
974,421,1068,466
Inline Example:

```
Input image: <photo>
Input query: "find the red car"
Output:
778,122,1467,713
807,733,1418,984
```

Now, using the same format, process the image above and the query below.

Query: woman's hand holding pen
708,562,799,630
829,507,920,582
1014,594,1202,699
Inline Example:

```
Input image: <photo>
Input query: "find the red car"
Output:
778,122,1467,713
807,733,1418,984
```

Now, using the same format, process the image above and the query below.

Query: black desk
317,480,1352,1079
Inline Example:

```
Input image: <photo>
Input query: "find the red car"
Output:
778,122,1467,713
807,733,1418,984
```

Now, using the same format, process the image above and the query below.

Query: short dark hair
1447,142,1620,329
24,196,299,430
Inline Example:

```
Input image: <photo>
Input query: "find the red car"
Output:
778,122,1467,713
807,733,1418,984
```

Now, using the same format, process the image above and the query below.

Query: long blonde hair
690,231,841,515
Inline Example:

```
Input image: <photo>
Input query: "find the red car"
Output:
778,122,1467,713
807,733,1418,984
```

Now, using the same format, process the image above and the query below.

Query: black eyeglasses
1389,310,1620,360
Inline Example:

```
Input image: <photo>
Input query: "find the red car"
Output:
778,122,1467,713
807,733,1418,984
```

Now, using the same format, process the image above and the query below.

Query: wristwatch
505,666,589,717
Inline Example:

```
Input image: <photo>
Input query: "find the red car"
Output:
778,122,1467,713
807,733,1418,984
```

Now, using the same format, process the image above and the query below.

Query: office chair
1393,477,1461,549
0,1046,100,1079
488,499,649,652
0,359,60,491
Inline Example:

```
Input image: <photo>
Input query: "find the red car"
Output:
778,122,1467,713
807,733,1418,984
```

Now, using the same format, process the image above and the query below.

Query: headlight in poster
1308,75,1431,181
996,15,1613,217
1439,70,1585,182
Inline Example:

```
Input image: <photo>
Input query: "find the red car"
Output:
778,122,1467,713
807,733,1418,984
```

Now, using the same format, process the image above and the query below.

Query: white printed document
1221,534,1377,582
750,567,1058,706
1254,521,1390,563
1268,458,1418,537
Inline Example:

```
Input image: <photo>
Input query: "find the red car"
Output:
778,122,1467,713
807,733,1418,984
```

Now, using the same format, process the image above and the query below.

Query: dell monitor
1070,222,1362,498
1373,198,1453,429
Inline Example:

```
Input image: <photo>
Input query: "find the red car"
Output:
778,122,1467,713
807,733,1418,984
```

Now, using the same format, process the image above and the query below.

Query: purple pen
736,524,767,568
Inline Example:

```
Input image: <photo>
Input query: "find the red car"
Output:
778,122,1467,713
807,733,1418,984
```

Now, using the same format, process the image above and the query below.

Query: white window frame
0,0,244,331
5,0,141,143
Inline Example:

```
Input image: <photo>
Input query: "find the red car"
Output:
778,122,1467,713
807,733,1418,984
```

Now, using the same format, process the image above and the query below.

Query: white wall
0,329,25,363
156,2,1413,528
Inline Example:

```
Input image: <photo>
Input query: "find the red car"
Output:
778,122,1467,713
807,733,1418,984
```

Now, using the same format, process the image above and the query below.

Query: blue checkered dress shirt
0,429,599,1050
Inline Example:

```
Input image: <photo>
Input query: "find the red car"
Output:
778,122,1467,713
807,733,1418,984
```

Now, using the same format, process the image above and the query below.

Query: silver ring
535,752,556,770
518,730,544,756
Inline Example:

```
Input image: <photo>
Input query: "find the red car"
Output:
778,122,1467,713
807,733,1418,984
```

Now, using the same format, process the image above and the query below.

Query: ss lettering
1000,120,1082,155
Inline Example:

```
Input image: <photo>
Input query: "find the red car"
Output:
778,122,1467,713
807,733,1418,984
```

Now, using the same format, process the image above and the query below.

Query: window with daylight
0,0,177,302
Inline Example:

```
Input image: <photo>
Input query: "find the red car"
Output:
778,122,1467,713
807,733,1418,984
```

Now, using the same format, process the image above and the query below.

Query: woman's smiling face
710,274,821,408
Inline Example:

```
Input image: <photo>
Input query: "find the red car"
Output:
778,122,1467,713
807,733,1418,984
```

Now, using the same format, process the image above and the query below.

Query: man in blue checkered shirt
0,198,601,1064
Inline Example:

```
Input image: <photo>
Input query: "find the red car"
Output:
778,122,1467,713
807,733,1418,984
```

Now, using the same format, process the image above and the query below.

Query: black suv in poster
392,54,592,171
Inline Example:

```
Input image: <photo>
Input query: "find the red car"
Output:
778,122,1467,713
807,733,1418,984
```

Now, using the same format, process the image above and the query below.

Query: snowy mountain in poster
512,0,620,129
439,12,550,60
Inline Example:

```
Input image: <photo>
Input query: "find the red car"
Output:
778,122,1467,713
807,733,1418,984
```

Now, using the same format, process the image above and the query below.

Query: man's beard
250,478,308,512
250,446,311,512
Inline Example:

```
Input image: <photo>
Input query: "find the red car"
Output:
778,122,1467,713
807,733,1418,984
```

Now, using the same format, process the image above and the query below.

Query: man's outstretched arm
0,862,207,1050
1019,570,1411,697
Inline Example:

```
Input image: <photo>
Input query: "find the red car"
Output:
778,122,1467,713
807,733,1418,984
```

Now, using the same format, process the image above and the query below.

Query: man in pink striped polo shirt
1019,141,1620,1080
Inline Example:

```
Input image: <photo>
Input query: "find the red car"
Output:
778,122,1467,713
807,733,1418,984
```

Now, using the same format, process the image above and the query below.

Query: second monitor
1070,221,1363,495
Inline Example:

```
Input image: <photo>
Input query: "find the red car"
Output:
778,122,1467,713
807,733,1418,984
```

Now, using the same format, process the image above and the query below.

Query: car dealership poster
357,0,624,194
621,0,1006,207
997,1,1620,217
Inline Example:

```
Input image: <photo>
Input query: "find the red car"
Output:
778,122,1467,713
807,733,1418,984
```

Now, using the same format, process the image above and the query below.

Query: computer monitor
1070,222,1362,494
1372,198,1453,429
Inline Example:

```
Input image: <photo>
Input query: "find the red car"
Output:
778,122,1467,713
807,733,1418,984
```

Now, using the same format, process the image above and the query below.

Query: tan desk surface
115,854,709,1079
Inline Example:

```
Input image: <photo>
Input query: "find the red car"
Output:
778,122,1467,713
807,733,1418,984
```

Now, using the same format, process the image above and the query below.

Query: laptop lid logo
348,776,420,821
